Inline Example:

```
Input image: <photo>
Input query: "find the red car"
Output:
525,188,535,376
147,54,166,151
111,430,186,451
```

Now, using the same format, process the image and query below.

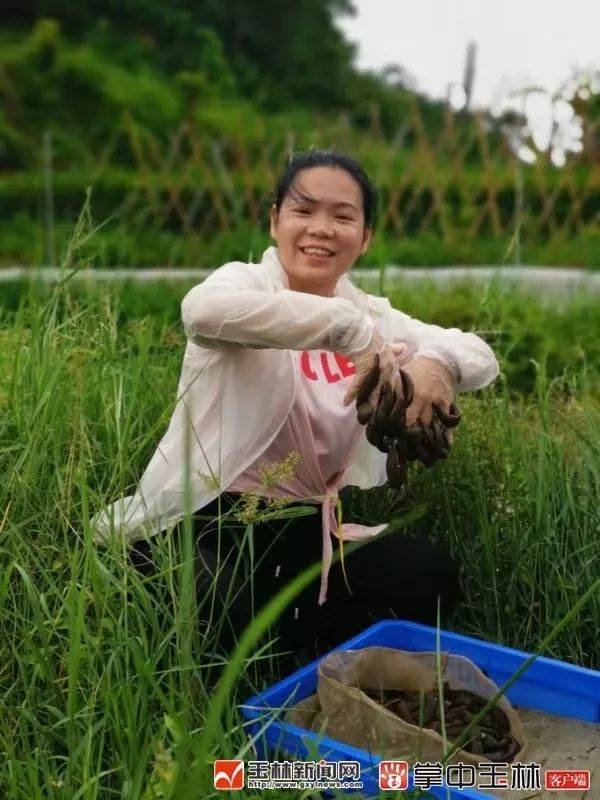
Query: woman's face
270,166,372,296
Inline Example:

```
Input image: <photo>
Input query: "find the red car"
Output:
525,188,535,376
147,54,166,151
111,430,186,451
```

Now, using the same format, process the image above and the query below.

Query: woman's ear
269,204,279,241
360,226,373,254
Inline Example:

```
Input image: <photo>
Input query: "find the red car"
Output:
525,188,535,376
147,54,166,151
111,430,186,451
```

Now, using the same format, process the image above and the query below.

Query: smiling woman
92,149,499,663
270,152,374,297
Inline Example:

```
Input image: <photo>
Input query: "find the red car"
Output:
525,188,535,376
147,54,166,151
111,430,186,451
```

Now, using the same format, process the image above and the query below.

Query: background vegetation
1,3,599,267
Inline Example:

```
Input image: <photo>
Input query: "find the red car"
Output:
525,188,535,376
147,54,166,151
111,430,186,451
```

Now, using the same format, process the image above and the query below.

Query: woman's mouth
300,246,335,259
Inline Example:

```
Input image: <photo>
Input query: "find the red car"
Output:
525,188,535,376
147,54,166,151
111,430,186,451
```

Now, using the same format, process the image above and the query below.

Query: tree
4,0,358,110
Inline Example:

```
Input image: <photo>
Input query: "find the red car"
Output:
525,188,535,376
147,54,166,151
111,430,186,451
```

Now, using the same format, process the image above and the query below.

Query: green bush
0,20,183,169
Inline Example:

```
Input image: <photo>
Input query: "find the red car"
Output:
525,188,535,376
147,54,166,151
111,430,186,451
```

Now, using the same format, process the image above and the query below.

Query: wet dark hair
274,149,377,228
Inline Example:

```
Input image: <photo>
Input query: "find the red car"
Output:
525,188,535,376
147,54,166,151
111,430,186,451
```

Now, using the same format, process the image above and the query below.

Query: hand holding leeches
343,328,406,414
401,356,456,428
345,331,461,491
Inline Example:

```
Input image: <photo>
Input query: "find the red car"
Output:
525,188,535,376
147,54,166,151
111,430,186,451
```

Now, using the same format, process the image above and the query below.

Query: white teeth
302,247,333,256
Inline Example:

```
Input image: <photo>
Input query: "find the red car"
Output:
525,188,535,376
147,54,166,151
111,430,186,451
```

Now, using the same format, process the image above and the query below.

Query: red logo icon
379,760,409,791
545,770,590,791
214,759,244,790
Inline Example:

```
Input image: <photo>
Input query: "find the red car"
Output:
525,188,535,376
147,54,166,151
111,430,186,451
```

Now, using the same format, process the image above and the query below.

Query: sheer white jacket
92,247,499,544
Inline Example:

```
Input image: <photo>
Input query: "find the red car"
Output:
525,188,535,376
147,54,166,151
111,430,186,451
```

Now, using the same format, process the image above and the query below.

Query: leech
354,360,462,495
355,354,380,403
434,402,461,428
400,368,414,406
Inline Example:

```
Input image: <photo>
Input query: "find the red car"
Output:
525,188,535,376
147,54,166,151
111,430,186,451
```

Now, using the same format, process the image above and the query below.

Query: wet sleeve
181,263,374,356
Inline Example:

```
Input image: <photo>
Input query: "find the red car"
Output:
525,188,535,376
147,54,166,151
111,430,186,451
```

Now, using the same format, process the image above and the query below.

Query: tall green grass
0,274,598,798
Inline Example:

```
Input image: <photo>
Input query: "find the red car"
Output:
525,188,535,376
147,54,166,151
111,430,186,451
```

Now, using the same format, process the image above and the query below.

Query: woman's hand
344,328,406,410
400,356,456,428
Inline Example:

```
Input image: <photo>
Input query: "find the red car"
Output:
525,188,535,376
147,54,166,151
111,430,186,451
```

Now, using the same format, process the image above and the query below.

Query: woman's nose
307,216,334,237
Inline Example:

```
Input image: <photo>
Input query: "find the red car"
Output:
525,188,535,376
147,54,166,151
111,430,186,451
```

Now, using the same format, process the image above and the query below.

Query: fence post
43,129,56,266
513,158,523,267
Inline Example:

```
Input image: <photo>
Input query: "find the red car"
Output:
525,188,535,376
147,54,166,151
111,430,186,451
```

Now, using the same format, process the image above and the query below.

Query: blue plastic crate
241,620,600,799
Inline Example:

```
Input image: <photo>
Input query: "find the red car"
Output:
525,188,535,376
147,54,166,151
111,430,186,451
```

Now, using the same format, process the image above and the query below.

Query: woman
93,150,499,660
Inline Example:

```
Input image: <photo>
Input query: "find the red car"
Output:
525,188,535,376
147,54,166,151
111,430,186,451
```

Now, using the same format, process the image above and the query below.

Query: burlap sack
286,647,527,765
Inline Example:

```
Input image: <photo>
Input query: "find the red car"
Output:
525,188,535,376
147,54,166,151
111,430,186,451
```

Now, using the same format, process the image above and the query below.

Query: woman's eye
336,215,353,221
295,208,311,215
